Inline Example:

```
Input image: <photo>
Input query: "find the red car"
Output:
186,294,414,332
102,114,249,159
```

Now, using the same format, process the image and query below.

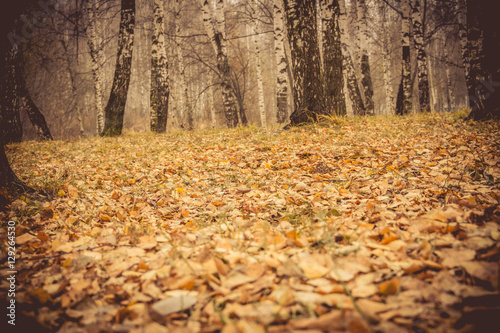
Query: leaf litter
1,113,499,332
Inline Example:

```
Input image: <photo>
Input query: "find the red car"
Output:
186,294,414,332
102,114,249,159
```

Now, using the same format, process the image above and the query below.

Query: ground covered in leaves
1,113,500,332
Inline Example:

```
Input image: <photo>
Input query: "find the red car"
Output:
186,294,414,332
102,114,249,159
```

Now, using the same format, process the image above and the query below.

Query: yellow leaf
176,187,185,193
187,169,192,176
58,190,66,197
66,216,78,225
29,289,52,303
62,258,72,268
299,261,330,279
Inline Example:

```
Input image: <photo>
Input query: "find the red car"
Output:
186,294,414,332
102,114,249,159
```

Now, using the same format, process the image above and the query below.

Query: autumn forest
0,0,499,332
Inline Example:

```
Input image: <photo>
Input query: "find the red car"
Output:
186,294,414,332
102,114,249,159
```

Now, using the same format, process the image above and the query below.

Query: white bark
356,0,374,114
379,1,393,114
200,0,241,127
273,0,288,123
175,0,193,129
150,0,169,133
251,3,266,127
412,0,430,111
339,0,364,115
396,0,412,115
85,0,105,134
443,35,455,111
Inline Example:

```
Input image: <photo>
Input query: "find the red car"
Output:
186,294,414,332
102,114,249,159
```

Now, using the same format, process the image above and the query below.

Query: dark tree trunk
321,0,346,116
101,0,135,137
463,0,500,120
360,53,374,114
16,47,53,140
217,44,241,127
0,144,33,194
0,0,39,199
1,45,23,143
284,0,324,125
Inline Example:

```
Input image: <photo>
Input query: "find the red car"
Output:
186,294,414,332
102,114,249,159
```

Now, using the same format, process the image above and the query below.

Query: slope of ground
1,113,499,332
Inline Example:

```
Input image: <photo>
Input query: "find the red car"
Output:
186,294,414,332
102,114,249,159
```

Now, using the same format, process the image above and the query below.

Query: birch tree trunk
395,0,412,115
356,0,374,114
320,0,346,116
174,0,193,130
250,3,266,126
339,0,365,116
209,72,217,128
379,3,393,115
283,0,324,125
412,0,430,111
85,0,105,135
273,0,289,123
251,15,267,127
101,0,135,137
443,36,455,111
150,0,169,133
200,0,242,127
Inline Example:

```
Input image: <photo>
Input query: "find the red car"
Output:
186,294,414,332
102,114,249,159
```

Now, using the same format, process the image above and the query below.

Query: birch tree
85,0,105,134
395,0,412,115
356,0,374,114
101,0,135,137
200,0,244,127
283,0,324,124
443,35,455,111
174,0,193,130
273,0,288,123
320,0,346,115
378,2,394,114
250,3,266,127
339,0,365,116
412,0,430,111
150,0,169,133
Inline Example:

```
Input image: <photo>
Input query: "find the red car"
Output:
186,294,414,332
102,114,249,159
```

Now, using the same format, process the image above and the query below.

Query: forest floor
1,112,499,333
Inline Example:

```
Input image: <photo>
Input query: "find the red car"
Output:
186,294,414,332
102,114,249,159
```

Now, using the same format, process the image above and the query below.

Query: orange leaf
100,214,112,222
379,278,400,296
285,230,297,240
37,231,49,242
381,233,398,245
